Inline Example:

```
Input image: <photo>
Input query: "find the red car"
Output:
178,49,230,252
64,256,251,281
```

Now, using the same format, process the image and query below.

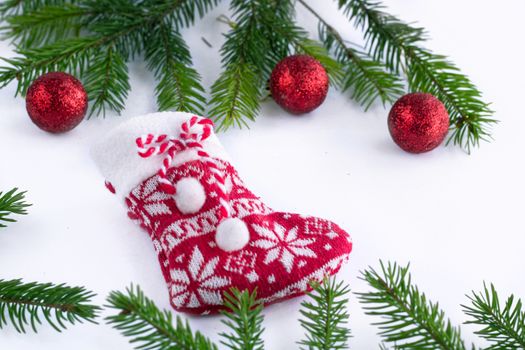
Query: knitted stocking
93,112,352,314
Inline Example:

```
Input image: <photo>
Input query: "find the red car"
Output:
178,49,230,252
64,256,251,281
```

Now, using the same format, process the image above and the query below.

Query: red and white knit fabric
94,112,352,314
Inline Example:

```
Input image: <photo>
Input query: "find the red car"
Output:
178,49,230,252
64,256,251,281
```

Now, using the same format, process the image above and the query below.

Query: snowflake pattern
126,157,352,313
131,176,172,218
251,223,317,273
169,247,231,308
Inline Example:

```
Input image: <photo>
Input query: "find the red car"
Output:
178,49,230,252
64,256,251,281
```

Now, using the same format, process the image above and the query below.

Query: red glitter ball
270,55,329,114
388,93,450,153
26,72,88,133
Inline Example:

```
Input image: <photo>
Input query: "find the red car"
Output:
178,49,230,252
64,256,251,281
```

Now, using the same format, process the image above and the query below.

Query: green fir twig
106,285,218,350
209,0,340,130
357,261,468,350
0,188,30,228
298,0,404,110
219,288,265,350
0,0,78,18
463,283,525,349
0,0,217,116
338,0,496,152
0,0,496,153
0,279,99,333
208,0,275,130
298,277,351,350
145,19,206,114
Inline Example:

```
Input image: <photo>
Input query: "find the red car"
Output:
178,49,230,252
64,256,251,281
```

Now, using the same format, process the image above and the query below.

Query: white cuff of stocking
91,111,230,199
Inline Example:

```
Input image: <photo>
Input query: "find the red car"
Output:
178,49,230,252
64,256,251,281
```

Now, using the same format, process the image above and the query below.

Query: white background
1,0,524,348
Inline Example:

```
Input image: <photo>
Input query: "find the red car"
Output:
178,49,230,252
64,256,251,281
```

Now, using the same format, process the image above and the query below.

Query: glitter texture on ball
26,72,88,133
388,93,450,153
270,54,329,114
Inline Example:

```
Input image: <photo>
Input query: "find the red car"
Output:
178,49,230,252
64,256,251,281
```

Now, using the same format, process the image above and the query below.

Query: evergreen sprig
209,0,340,130
357,261,468,350
84,45,130,116
2,272,525,349
0,0,217,116
0,0,77,18
145,19,206,114
298,277,351,350
0,188,30,228
106,285,218,350
208,0,275,130
464,283,525,349
0,279,99,333
0,0,496,152
311,7,404,109
219,288,265,350
0,4,85,48
339,0,496,152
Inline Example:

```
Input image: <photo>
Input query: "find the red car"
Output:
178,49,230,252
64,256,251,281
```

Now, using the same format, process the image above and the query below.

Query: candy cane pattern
135,116,231,221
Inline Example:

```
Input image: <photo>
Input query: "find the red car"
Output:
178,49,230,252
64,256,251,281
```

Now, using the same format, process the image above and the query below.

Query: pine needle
339,0,497,152
0,188,31,228
463,283,525,349
0,279,99,333
357,261,468,350
298,277,351,350
0,4,86,48
316,18,404,109
106,284,218,350
208,0,272,130
219,288,265,350
0,0,217,116
296,0,404,109
0,0,498,144
145,19,206,115
84,45,130,117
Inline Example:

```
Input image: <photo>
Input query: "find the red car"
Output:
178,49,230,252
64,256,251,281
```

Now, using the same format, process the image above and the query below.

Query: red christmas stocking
93,112,352,314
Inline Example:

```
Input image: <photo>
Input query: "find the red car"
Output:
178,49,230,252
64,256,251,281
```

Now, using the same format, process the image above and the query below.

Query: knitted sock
93,112,353,314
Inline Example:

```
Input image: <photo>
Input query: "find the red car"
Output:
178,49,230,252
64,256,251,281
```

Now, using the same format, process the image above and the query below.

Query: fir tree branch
210,0,340,130
0,188,30,228
0,0,23,17
262,0,295,65
298,0,403,109
209,0,272,130
141,0,220,30
106,285,218,350
209,62,261,130
219,288,264,350
0,4,88,48
463,283,525,349
357,261,467,350
0,279,99,333
0,3,160,97
0,36,111,96
0,0,216,115
298,277,351,350
339,0,496,152
145,19,206,114
83,44,130,117
0,0,77,18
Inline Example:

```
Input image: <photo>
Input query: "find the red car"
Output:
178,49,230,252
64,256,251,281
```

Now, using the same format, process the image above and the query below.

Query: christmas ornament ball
388,93,450,153
26,72,88,133
270,54,329,114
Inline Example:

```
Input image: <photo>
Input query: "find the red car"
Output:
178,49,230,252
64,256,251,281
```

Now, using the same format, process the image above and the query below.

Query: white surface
1,0,524,348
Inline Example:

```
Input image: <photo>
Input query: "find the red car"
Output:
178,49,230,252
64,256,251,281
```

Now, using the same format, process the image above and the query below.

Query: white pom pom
174,177,206,214
215,218,250,252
